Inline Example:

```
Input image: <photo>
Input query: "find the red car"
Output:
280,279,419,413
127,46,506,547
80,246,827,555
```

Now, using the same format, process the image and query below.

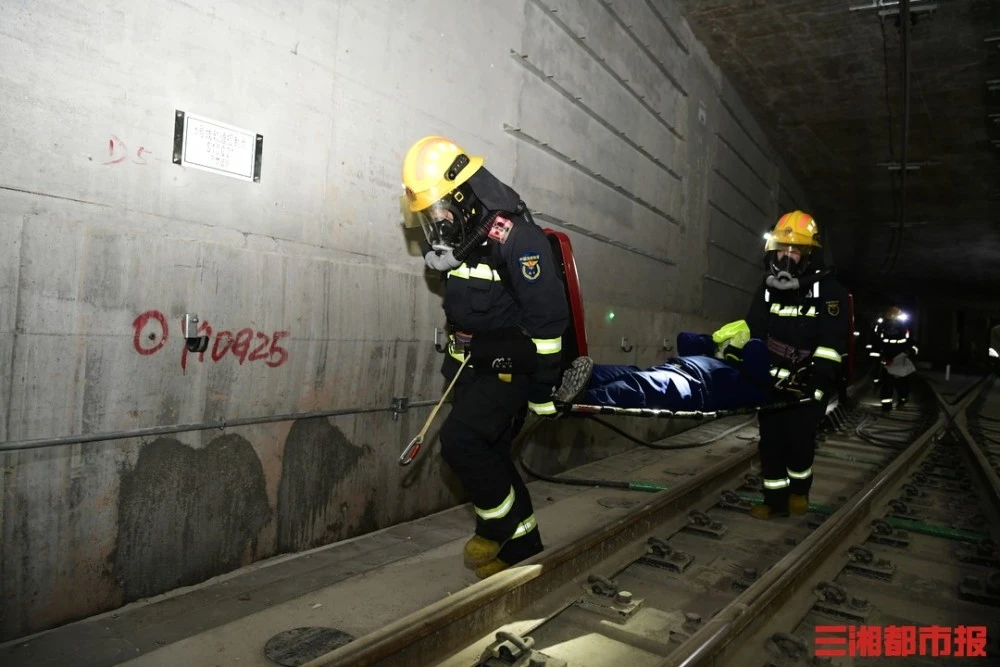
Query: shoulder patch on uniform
487,215,513,244
518,252,541,282
826,300,840,317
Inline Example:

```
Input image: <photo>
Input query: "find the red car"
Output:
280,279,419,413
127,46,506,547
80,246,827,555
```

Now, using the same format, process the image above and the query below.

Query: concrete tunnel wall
0,0,819,640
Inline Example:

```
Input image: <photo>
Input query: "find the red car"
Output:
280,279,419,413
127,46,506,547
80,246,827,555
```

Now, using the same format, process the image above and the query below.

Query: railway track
299,375,1000,666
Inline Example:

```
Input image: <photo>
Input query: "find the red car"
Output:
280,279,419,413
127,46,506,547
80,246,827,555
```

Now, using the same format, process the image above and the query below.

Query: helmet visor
403,199,464,250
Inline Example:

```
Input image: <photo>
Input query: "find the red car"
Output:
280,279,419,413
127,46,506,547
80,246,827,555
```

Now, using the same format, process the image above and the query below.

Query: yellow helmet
401,136,483,212
764,210,821,251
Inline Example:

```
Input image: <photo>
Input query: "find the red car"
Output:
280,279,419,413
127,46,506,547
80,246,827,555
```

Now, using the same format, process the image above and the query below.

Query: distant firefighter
872,307,917,413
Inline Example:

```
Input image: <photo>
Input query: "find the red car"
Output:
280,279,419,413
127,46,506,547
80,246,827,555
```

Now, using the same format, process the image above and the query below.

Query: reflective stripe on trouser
475,486,515,521
757,397,824,505
512,514,538,538
438,360,539,543
880,372,912,404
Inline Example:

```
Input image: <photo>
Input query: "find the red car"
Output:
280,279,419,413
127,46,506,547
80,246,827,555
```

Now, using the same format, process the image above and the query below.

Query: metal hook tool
398,354,471,466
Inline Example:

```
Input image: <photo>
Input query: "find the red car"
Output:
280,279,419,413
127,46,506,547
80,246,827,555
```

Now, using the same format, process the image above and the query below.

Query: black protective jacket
745,269,850,397
439,169,569,411
873,319,917,362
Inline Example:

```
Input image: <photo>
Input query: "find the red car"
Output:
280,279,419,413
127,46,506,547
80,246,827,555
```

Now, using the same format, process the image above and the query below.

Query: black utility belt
455,328,538,374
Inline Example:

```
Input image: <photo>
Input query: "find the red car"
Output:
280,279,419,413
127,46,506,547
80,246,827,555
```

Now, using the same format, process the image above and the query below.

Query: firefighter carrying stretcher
401,136,569,579
726,210,850,520
549,212,848,521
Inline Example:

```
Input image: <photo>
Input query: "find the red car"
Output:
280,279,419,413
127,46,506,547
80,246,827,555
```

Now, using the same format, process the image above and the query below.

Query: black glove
806,371,832,403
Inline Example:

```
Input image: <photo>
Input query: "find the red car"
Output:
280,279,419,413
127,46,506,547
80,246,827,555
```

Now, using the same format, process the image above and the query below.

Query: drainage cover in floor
264,627,355,666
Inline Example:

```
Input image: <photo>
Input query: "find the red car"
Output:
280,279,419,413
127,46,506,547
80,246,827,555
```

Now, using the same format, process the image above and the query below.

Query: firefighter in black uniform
401,136,569,578
873,307,917,412
721,211,849,520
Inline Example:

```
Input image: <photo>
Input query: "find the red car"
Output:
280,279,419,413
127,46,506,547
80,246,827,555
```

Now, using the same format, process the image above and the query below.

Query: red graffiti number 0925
131,310,290,371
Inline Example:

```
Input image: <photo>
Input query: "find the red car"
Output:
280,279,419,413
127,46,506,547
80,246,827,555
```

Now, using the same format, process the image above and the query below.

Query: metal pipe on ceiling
890,0,913,272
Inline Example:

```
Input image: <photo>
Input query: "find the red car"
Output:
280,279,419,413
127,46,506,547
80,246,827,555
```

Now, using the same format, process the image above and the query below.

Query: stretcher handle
398,354,471,466
562,395,819,419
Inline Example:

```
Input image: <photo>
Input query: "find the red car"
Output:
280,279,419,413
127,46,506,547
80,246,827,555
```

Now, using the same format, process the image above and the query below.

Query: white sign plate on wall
172,110,263,182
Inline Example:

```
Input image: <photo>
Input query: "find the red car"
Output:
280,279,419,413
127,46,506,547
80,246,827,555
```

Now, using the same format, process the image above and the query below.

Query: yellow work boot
475,558,510,579
464,535,501,566
750,504,788,520
789,494,809,516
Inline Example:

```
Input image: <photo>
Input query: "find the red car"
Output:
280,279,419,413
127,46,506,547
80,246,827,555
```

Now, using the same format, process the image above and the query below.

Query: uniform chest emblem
519,252,541,282
487,216,513,244
826,300,840,317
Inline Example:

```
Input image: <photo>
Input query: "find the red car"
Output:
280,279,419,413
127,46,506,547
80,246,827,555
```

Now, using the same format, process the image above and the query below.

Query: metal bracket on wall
662,337,674,352
621,337,633,353
390,397,410,421
434,327,447,353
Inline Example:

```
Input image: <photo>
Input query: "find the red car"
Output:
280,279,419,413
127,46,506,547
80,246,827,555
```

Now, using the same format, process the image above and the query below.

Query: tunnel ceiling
677,0,1000,298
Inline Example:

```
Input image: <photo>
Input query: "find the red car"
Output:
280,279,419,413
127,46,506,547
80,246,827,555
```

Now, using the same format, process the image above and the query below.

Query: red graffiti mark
232,328,254,364
103,135,128,165
267,331,290,368
133,310,291,371
132,310,169,355
249,332,270,362
211,330,233,361
102,136,151,166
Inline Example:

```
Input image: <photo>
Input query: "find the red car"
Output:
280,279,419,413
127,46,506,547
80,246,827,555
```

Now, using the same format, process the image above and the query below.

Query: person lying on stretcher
551,321,779,412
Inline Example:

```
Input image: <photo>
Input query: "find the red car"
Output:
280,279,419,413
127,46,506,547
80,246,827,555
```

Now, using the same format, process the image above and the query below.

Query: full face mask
765,244,811,291
408,182,482,252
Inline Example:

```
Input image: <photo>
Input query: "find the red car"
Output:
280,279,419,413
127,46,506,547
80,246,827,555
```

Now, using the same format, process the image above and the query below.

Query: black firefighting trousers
879,367,912,408
757,395,827,508
438,357,543,563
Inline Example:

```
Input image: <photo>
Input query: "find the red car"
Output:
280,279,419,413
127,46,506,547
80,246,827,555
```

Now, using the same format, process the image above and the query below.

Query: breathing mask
406,182,482,252
765,244,811,291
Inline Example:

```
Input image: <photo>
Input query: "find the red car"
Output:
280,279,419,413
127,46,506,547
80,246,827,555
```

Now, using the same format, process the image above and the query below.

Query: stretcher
541,228,855,420
398,229,850,466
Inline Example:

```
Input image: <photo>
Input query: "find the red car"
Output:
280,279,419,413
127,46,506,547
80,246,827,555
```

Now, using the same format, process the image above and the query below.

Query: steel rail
304,443,757,666
660,375,989,667
932,376,1000,524
302,379,872,666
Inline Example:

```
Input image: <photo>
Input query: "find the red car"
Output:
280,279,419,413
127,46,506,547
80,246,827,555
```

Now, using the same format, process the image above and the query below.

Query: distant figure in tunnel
552,328,774,412
872,306,917,413
401,136,569,579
